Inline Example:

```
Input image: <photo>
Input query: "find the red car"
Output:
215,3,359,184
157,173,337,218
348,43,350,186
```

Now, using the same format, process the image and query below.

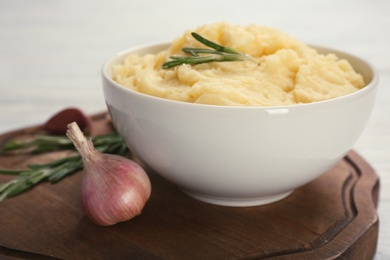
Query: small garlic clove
45,108,92,135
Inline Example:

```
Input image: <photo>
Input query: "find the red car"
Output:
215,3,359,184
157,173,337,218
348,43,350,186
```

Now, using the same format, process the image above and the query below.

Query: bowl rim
102,42,379,110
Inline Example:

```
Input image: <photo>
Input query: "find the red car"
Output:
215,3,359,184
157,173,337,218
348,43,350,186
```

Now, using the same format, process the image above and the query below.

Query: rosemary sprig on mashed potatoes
162,32,258,69
113,22,365,106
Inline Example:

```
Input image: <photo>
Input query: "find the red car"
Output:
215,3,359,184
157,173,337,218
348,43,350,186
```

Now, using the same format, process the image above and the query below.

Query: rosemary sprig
0,135,74,154
162,32,259,69
0,132,129,202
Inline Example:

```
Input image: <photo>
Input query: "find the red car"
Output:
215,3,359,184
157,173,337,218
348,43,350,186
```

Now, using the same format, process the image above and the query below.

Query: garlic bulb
66,122,151,226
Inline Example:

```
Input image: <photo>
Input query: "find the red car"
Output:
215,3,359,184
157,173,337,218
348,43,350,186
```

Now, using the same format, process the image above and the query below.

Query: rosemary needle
162,32,259,69
0,135,74,154
0,132,129,202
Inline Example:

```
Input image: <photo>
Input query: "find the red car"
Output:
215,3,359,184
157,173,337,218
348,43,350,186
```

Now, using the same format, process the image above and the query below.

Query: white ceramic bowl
102,43,378,207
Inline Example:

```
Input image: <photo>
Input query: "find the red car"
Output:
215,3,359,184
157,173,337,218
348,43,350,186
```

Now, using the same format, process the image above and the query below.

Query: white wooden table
0,1,389,258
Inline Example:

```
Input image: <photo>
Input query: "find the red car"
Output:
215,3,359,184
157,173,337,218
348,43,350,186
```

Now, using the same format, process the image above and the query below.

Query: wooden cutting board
0,112,379,259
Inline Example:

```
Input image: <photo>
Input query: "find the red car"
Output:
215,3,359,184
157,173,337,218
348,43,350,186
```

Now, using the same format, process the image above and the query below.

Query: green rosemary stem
162,32,258,69
0,135,74,154
0,132,129,202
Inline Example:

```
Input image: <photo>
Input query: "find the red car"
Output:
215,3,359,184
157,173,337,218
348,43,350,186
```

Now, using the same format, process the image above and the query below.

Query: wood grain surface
0,113,379,259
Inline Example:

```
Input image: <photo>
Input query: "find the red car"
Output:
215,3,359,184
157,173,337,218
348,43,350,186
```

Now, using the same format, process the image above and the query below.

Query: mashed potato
113,22,365,106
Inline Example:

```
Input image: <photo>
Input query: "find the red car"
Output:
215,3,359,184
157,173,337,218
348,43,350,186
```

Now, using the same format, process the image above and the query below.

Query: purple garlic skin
81,153,151,226
66,122,151,227
45,108,92,135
